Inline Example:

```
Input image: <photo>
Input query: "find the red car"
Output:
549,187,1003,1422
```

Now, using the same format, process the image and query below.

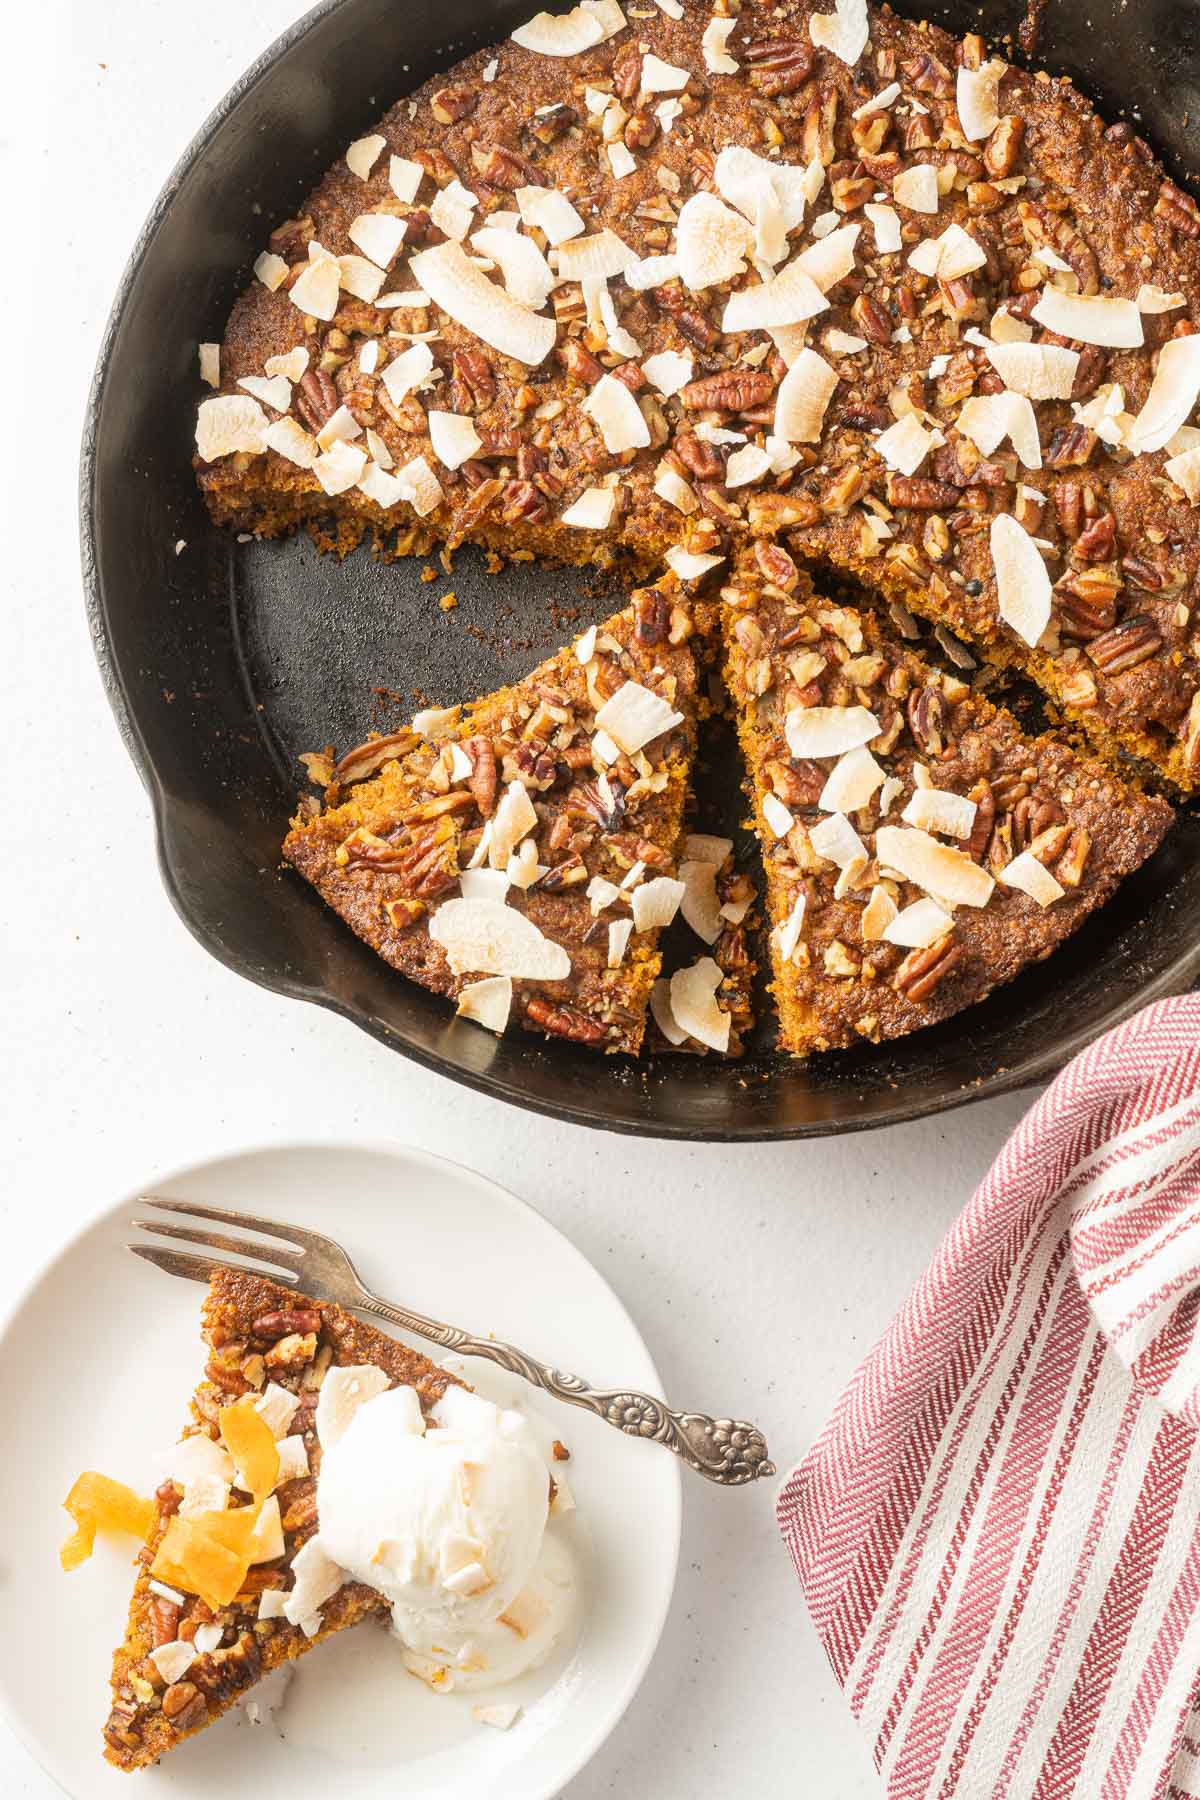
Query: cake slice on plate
99,1268,459,1770
722,541,1174,1056
284,585,702,1053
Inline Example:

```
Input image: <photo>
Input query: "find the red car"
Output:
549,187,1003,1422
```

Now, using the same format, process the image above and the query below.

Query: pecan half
524,998,606,1044
1154,178,1200,239
894,933,963,1001
293,368,338,434
1086,614,1164,673
252,1308,321,1339
680,370,775,413
907,686,950,755
744,36,814,96
983,116,1023,178
464,736,498,816
332,730,419,787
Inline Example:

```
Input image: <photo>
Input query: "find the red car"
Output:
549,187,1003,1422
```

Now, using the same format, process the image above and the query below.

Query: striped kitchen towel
778,995,1200,1800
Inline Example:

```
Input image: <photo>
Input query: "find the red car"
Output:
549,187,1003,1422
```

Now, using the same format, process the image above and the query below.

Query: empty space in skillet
81,0,1200,1137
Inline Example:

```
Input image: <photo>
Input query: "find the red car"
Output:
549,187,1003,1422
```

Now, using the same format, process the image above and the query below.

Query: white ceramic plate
0,1142,681,1800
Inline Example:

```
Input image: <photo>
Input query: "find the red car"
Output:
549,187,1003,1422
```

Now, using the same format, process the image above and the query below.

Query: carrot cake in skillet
284,583,730,1052
191,0,1197,1052
723,538,1174,1053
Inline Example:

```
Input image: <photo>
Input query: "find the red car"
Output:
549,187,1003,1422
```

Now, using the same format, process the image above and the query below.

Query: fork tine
137,1196,332,1253
129,1244,299,1291
130,1218,305,1275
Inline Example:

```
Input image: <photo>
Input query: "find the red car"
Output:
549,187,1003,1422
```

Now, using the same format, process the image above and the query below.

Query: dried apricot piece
60,1472,156,1571
219,1396,279,1503
151,1516,250,1610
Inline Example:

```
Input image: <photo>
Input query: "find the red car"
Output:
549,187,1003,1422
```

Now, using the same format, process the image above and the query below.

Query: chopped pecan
539,853,589,891
470,143,544,189
524,998,606,1044
464,736,498,816
624,109,658,149
755,541,799,591
851,292,893,344
559,338,604,385
634,586,672,645
612,41,643,100
744,36,814,96
151,1597,182,1648
1046,424,1096,469
292,368,338,434
907,685,950,755
265,1330,318,1371
431,85,477,124
1086,614,1164,673
162,1682,207,1730
449,347,496,411
1071,344,1107,401
766,758,825,807
252,1308,320,1339
983,115,1023,178
680,370,775,412
886,476,961,510
1017,199,1099,295
802,89,840,167
1055,829,1092,887
332,730,418,787
384,897,426,931
529,102,578,144
966,779,995,860
900,51,955,97
673,431,724,479
1154,178,1200,239
1121,555,1165,592
1012,794,1065,850
894,933,963,1001
1073,511,1116,562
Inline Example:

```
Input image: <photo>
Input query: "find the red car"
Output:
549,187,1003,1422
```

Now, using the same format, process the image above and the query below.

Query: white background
8,4,1035,1793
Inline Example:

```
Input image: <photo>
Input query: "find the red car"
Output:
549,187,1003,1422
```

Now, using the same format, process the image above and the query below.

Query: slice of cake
102,1268,460,1770
722,541,1174,1056
284,585,701,1052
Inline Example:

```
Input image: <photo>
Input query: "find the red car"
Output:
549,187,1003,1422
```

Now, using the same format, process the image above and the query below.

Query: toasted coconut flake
607,918,634,967
390,156,424,203
346,135,386,180
999,850,1065,907
511,4,607,55
489,781,539,869
428,410,483,470
430,898,570,980
676,192,755,293
685,833,733,864
316,404,363,453
555,228,637,281
722,259,828,332
956,59,1006,141
957,392,1042,470
774,347,838,444
561,485,617,529
864,203,902,253
1128,335,1200,454
382,341,435,408
516,185,585,245
861,884,898,941
670,957,730,1053
991,511,1052,647
396,455,444,517
313,439,368,496
724,444,773,488
427,181,476,243
650,977,689,1045
875,413,940,476
985,340,1078,400
990,305,1033,344
263,417,318,468
785,703,879,759
367,426,395,468
410,241,555,366
702,15,738,72
357,461,404,508
471,225,555,308
1030,289,1144,349
607,141,637,179
893,165,939,214
348,213,407,269
1136,284,1186,313
715,146,811,238
809,0,868,66
665,547,725,582
809,812,867,869
761,791,795,839
459,868,510,903
643,350,694,396
238,373,292,413
196,394,268,462
796,223,860,292
641,51,691,92
875,825,995,907
654,463,698,512
198,342,221,388
883,897,954,948
677,861,722,942
825,328,868,355
583,373,651,453
626,251,681,291
819,744,884,812
288,255,341,321
853,81,900,117
253,251,289,292
1165,444,1200,502
150,1642,196,1686
455,975,513,1033
775,893,807,963
909,222,986,281
595,678,683,753
901,786,977,840
587,874,621,916
631,876,686,931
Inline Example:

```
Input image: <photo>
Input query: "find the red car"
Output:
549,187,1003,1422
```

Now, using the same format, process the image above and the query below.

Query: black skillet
80,0,1200,1140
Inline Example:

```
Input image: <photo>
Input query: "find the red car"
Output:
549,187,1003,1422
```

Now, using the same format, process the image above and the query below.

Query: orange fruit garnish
152,1515,252,1610
219,1396,280,1504
60,1472,156,1572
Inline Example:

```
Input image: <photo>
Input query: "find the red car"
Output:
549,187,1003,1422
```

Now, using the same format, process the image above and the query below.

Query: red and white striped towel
779,996,1200,1800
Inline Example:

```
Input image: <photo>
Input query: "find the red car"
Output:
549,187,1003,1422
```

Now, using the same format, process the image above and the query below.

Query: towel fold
779,997,1200,1800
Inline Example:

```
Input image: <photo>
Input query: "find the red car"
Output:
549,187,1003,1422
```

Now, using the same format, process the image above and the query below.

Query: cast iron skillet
80,0,1200,1140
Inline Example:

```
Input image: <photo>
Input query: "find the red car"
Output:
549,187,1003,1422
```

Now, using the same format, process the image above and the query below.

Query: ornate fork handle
355,1292,775,1487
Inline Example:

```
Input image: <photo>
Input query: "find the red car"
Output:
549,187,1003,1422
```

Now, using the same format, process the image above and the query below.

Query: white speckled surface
7,4,1033,1792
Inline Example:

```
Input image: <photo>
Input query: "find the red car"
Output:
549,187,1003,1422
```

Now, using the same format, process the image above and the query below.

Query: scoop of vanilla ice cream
316,1383,551,1657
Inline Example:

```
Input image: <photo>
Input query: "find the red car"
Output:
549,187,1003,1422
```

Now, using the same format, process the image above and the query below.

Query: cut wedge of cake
103,1268,460,1770
722,541,1174,1056
194,0,1200,789
284,586,701,1052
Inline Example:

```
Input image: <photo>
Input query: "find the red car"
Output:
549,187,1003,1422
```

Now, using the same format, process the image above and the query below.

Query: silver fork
129,1197,775,1487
